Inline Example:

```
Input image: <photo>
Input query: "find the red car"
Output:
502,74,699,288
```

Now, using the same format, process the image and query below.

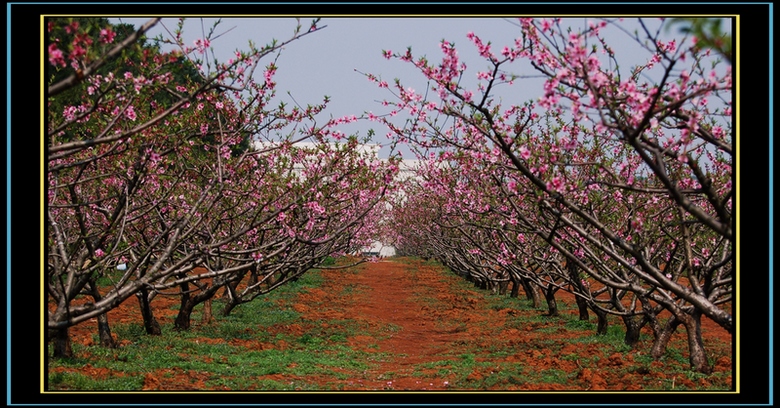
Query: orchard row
372,18,732,374
46,17,732,375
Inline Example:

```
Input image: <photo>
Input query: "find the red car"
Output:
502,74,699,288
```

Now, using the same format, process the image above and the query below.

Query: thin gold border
40,14,740,396
41,13,47,396
734,14,740,395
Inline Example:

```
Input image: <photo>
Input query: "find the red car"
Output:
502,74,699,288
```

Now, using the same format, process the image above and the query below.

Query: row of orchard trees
46,18,399,358
372,18,733,374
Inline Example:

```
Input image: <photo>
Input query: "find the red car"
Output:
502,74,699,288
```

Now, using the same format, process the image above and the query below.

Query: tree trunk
651,315,681,359
544,283,559,317
592,306,609,335
489,279,499,295
567,262,589,321
222,270,247,299
509,275,520,298
679,309,713,374
95,314,116,348
53,327,73,358
222,297,239,317
575,296,590,321
521,278,542,308
497,272,510,296
176,277,223,330
174,278,193,330
498,280,509,296
174,300,194,330
87,281,116,348
202,298,213,325
136,288,162,335
639,296,663,341
622,315,645,347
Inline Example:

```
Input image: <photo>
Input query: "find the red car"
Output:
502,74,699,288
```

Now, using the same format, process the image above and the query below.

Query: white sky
110,17,726,158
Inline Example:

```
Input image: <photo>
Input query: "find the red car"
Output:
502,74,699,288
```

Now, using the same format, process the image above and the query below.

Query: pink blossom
63,106,78,121
64,21,79,34
306,201,326,216
70,44,86,59
100,27,116,44
124,106,137,121
568,32,581,46
263,66,277,87
519,145,531,160
547,176,564,193
94,249,105,258
194,38,210,54
501,46,513,60
48,43,66,67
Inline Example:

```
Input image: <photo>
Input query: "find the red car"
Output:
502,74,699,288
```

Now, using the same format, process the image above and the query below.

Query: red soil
57,257,733,391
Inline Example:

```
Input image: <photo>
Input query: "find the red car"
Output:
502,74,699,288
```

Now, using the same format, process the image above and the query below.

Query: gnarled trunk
639,296,663,341
222,297,239,317
650,310,712,373
592,306,609,335
497,278,510,296
136,287,161,335
679,309,712,374
509,274,520,298
221,269,248,316
87,280,116,348
567,262,589,321
174,277,193,330
175,276,223,330
521,278,542,308
621,314,645,347
202,298,213,324
651,315,681,359
575,296,589,321
544,283,559,317
52,327,73,358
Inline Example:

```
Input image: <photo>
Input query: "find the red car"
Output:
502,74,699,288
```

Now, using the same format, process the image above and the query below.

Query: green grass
48,371,144,391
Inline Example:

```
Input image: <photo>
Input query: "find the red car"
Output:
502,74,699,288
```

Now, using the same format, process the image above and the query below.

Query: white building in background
252,139,426,257
361,241,397,257
252,140,383,156
360,158,423,257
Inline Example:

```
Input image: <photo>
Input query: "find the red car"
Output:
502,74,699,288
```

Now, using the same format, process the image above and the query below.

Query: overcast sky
110,17,719,158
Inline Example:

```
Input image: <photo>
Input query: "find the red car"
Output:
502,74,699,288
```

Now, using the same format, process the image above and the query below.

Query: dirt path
300,258,484,390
